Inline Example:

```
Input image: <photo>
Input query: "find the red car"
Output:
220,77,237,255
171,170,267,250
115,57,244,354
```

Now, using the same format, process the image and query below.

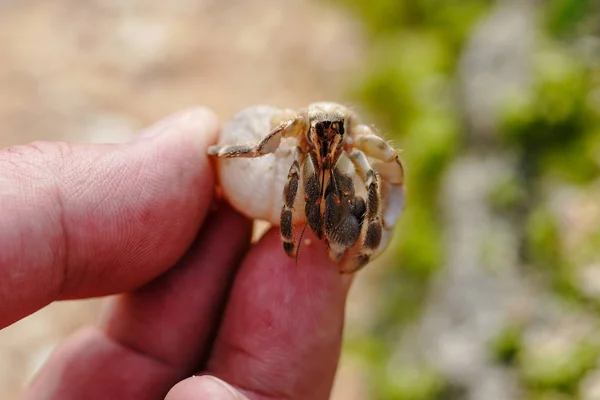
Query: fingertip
254,227,338,273
137,107,220,163
204,227,348,399
250,227,354,294
166,376,248,400
58,107,222,298
0,106,224,328
340,271,355,292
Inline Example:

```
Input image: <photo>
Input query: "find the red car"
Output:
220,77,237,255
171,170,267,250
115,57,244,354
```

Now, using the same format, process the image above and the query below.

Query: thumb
0,107,219,328
166,376,249,400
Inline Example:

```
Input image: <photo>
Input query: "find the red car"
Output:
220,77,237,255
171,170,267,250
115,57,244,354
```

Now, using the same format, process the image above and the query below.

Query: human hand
0,108,351,399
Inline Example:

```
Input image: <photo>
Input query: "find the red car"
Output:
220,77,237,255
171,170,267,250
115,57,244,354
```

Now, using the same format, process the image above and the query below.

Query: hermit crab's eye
331,121,344,136
316,121,344,139
316,121,329,138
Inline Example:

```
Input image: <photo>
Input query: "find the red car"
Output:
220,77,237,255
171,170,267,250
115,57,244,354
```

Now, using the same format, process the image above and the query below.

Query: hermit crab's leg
352,124,405,256
303,153,324,240
344,149,384,273
280,147,305,256
324,153,365,262
208,113,305,158
351,124,404,186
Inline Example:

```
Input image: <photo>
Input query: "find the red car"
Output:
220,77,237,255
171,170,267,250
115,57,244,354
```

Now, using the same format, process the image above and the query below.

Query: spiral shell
212,106,306,225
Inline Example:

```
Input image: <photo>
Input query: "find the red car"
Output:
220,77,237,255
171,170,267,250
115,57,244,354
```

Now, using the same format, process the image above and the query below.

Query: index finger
202,228,351,400
0,107,219,328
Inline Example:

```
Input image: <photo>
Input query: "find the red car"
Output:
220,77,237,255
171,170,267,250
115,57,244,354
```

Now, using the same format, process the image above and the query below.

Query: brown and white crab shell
210,105,405,260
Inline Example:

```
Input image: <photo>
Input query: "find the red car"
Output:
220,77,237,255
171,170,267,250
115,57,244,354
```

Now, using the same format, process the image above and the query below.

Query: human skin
0,107,352,399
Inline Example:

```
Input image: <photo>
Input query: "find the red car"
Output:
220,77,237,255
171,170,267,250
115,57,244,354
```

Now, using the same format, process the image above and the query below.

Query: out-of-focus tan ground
0,1,370,398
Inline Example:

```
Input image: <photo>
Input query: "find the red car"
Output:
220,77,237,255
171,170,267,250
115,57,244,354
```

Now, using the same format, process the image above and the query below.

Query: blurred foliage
336,0,488,341
489,322,600,397
520,337,600,395
328,0,600,398
500,0,600,310
329,0,492,398
501,46,600,184
490,323,524,366
376,366,448,400
545,0,591,38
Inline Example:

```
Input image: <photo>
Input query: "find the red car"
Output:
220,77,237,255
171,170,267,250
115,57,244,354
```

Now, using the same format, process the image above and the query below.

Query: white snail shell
213,106,305,225
211,105,406,262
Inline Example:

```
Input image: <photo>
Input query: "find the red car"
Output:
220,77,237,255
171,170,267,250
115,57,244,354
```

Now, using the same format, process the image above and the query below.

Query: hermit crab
208,102,405,273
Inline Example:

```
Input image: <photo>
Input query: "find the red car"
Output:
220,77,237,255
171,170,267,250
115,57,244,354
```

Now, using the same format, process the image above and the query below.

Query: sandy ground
0,1,370,398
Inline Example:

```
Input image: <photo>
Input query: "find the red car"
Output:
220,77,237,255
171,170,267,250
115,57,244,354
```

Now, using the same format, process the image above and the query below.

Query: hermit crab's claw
207,102,405,274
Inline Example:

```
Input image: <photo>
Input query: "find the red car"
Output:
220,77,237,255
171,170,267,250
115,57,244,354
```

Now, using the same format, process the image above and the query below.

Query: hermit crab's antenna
295,221,309,268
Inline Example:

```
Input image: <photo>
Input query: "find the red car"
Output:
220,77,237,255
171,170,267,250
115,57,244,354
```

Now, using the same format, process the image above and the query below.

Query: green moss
344,336,389,366
525,207,562,270
326,0,493,397
490,324,524,365
526,392,576,400
325,0,600,398
545,0,591,38
332,0,492,47
375,365,447,400
520,338,600,394
351,32,456,136
372,206,444,332
500,47,600,184
487,175,528,214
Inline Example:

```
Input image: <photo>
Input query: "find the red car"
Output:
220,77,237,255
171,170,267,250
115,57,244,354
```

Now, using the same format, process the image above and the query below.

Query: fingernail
136,107,218,140
136,115,173,140
195,375,247,399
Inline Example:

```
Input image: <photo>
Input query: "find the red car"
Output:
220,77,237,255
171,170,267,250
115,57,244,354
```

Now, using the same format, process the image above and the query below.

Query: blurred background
0,0,599,399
